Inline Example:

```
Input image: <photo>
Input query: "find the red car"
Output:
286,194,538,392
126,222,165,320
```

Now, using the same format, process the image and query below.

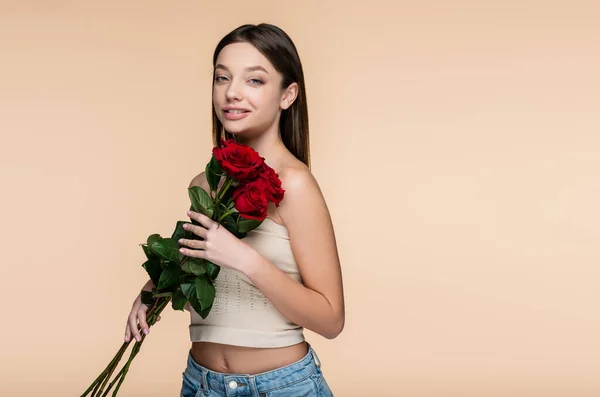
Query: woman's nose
226,81,242,101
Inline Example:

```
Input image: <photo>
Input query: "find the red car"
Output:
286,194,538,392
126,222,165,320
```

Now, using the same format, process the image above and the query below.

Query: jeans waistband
185,344,321,395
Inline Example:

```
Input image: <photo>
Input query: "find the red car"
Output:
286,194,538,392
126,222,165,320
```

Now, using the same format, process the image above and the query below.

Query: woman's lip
224,110,250,120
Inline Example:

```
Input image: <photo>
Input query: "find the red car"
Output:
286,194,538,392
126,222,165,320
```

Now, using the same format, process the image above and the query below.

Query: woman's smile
224,110,251,120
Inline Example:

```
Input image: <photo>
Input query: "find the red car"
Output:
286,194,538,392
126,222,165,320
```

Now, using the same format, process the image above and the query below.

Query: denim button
228,380,238,389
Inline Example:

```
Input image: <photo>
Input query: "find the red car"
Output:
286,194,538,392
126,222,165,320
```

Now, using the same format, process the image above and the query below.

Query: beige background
1,1,599,396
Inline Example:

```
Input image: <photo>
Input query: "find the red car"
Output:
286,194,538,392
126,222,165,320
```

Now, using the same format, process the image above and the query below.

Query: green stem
216,177,233,202
81,297,170,397
214,178,233,221
93,342,130,396
218,208,236,223
103,298,171,396
152,291,173,298
91,296,161,397
102,339,143,397
81,340,131,397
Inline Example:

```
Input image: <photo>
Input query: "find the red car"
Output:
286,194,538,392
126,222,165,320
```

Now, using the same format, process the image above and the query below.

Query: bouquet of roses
81,139,284,397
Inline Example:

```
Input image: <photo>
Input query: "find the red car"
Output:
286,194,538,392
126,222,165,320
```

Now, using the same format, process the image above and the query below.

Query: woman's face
212,42,293,138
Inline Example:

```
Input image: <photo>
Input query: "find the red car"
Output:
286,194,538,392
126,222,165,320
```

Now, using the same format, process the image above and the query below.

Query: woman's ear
280,83,299,110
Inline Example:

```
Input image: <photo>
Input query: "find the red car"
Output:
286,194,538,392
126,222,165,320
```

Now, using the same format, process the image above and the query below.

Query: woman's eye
249,79,263,85
215,76,227,82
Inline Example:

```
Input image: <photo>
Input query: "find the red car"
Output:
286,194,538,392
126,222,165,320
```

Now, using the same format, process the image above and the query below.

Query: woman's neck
235,130,286,170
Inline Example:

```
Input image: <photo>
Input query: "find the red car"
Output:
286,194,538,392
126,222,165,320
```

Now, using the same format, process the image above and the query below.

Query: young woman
124,23,344,396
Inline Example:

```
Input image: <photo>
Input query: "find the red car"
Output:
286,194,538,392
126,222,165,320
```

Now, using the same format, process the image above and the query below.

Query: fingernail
143,328,148,335
125,336,129,342
136,335,141,342
187,211,191,215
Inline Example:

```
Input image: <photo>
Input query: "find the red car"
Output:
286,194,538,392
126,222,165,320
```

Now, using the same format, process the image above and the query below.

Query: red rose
232,179,269,221
257,164,285,206
212,139,264,182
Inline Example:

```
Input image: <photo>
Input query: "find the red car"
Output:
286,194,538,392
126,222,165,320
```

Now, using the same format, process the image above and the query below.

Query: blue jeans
180,345,334,397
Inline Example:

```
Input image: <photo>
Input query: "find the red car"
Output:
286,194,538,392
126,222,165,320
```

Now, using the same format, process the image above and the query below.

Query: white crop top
189,218,305,348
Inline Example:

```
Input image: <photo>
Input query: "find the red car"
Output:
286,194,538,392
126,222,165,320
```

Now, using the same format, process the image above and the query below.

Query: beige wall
1,1,599,396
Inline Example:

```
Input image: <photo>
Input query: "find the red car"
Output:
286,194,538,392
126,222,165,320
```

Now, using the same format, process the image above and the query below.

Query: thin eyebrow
215,64,269,74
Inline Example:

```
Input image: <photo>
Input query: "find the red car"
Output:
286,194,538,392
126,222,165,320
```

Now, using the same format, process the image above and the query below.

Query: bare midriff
190,340,308,375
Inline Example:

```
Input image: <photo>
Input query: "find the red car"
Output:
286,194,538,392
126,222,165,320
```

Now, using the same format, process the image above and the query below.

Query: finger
138,308,150,336
187,210,215,229
128,312,142,342
183,222,207,239
124,322,131,342
178,238,206,250
157,315,161,322
126,297,141,342
179,246,206,259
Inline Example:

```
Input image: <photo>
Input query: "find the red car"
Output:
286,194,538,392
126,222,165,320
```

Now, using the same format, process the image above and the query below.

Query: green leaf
150,237,182,263
188,186,214,218
180,261,192,274
198,304,212,319
181,257,207,276
147,233,161,246
180,275,197,286
184,281,214,318
141,244,158,261
205,155,223,192
171,221,195,242
205,260,221,281
188,290,203,315
171,288,188,311
142,259,162,286
195,277,215,312
237,217,261,234
180,282,194,299
141,290,155,306
221,214,239,236
159,258,168,270
157,263,179,290
226,199,235,210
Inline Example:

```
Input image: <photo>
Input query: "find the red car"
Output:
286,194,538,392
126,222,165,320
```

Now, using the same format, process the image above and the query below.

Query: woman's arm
244,168,345,339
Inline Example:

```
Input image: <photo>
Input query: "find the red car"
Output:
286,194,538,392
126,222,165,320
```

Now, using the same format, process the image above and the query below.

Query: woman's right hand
124,279,161,342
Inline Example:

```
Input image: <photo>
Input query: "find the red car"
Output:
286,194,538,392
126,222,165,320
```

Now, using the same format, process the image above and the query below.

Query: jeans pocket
180,371,203,397
312,370,334,397
317,375,334,397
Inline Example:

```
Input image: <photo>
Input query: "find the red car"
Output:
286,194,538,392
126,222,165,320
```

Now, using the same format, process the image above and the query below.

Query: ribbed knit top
189,218,305,348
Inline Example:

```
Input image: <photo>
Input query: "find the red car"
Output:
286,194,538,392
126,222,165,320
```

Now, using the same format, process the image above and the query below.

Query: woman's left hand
178,210,257,274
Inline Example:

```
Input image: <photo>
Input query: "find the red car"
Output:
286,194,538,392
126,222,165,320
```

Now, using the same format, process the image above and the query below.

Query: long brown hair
211,23,310,168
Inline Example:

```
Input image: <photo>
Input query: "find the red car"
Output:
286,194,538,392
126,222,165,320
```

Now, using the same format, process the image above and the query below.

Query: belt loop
310,346,322,369
248,375,258,395
201,370,209,395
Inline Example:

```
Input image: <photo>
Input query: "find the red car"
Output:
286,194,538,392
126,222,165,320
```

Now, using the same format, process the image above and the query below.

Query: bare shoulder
276,162,332,228
278,164,322,199
189,171,210,190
